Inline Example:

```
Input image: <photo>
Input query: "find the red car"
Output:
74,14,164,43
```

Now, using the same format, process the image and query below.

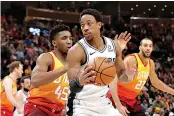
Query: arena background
1,1,174,116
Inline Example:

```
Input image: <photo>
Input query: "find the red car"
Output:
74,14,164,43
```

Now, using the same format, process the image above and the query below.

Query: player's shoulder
38,52,52,59
149,58,154,63
68,39,85,54
67,39,87,62
2,76,13,86
103,36,114,42
149,58,155,66
36,52,53,65
124,53,137,60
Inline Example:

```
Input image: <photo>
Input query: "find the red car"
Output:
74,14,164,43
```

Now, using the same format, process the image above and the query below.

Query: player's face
22,78,31,89
140,40,153,58
80,14,102,41
53,31,73,53
16,64,23,78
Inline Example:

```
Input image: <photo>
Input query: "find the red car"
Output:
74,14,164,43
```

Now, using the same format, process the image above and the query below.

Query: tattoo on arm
118,71,129,82
72,70,81,80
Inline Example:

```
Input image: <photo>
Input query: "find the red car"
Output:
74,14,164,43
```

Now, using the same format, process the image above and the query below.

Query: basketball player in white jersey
66,9,132,116
14,76,31,116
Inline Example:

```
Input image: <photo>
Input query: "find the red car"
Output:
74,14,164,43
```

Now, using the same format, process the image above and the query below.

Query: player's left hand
115,31,131,51
117,105,130,116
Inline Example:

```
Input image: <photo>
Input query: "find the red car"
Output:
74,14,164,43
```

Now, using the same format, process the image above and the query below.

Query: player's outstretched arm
149,59,174,95
31,53,67,88
114,39,129,82
109,77,130,116
67,44,95,93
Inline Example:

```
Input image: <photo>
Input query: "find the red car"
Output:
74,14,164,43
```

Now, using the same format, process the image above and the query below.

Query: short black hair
140,38,153,45
20,76,30,83
80,9,103,22
49,24,70,42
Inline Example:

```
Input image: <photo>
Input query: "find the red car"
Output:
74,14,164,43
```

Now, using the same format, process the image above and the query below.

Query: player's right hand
79,65,96,85
117,105,130,116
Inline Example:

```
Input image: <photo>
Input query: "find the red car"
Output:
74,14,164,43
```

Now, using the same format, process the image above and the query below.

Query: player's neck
9,72,18,81
53,49,67,62
88,36,104,50
138,53,149,64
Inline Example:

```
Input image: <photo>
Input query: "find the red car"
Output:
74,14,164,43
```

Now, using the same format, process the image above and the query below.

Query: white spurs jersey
13,90,30,116
76,36,116,102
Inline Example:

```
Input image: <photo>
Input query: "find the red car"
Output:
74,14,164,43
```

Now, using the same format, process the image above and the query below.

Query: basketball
88,57,116,86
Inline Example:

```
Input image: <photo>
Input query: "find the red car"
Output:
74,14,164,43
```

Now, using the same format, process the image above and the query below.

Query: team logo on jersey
108,45,113,52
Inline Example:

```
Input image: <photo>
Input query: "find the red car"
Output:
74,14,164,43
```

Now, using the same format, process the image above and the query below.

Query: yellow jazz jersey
118,53,151,99
27,51,69,110
1,75,17,111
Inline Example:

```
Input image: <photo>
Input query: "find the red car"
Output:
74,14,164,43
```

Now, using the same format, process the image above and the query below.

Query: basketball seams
96,58,107,72
96,58,107,85
100,72,106,85
89,57,116,86
100,64,116,86
100,65,116,78
94,70,114,78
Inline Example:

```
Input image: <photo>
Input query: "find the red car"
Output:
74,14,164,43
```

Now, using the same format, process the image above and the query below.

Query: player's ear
139,46,141,51
52,40,57,48
98,22,102,29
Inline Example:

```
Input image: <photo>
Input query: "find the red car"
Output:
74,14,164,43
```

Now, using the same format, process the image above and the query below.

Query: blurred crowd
1,9,174,116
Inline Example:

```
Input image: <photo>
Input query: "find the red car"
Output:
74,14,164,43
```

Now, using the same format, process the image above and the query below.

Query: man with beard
14,76,31,116
107,38,174,116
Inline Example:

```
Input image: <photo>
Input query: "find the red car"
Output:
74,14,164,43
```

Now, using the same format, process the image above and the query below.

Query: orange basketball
88,57,116,86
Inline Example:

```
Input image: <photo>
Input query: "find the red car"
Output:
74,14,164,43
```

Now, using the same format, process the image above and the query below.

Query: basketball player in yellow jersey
107,38,174,116
1,61,23,116
24,24,72,116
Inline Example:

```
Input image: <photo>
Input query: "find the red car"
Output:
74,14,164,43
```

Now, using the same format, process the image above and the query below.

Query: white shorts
67,94,123,116
13,110,23,116
71,104,122,116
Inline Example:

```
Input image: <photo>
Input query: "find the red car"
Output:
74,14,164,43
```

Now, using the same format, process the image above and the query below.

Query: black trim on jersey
110,39,116,54
67,92,76,116
83,36,107,53
78,41,89,66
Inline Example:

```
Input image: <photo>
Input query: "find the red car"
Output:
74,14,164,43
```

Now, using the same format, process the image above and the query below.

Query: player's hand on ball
117,105,130,116
115,31,131,50
79,65,96,86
